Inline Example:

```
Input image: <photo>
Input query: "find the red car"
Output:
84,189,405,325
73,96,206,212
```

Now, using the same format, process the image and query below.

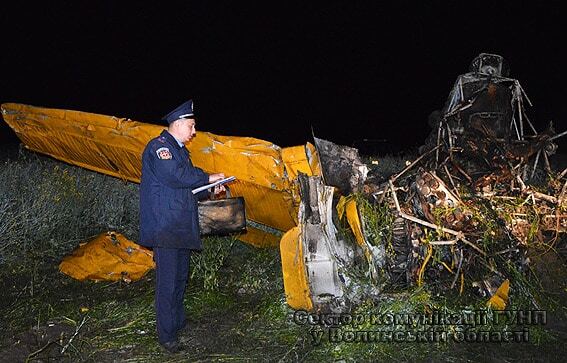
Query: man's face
176,118,197,143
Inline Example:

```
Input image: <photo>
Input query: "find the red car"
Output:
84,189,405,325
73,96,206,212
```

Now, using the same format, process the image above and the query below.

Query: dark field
0,148,566,362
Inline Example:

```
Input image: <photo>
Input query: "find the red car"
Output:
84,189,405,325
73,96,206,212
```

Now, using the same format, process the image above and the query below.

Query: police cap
162,99,195,124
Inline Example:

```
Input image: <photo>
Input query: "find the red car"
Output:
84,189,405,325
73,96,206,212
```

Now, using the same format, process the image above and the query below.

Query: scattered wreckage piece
281,174,356,312
58,198,246,283
59,232,155,282
313,136,368,195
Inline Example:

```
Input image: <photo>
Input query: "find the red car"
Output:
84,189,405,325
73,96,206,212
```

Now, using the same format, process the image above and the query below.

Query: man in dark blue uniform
139,99,225,353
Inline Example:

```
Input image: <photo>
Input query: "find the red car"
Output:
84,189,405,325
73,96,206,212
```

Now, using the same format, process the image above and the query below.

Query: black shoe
161,340,181,354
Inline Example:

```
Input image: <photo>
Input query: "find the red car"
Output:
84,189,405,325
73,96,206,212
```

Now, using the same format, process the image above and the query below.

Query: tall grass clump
0,150,140,264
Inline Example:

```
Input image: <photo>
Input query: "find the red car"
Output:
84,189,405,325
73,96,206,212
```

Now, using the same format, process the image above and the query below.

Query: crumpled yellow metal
1,103,321,247
279,226,313,310
487,279,510,310
59,232,155,282
337,196,375,264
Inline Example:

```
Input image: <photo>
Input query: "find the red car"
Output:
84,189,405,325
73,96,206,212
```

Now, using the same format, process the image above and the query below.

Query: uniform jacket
139,130,209,250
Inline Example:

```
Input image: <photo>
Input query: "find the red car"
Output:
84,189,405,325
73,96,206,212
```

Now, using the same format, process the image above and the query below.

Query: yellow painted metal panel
487,279,510,310
237,225,282,248
2,103,155,181
337,196,373,261
281,142,321,179
59,232,155,282
282,144,313,180
280,226,313,310
346,199,366,248
229,182,297,232
189,132,288,190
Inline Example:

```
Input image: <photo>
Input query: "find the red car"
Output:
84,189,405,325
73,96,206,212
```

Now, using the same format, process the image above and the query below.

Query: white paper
192,176,236,194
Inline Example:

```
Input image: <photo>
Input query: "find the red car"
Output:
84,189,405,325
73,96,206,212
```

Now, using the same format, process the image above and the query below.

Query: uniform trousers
153,247,191,344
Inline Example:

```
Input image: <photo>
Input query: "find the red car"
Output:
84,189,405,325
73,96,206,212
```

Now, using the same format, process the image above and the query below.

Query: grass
1,149,566,362
0,149,139,265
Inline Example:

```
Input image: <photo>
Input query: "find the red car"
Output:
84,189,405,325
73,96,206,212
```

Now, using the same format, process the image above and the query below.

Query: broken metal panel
59,232,155,282
238,225,282,248
281,142,320,180
1,102,320,246
227,181,297,234
298,174,346,308
305,142,322,177
281,142,323,224
280,226,313,310
281,174,355,311
486,279,510,310
190,130,288,190
313,137,368,195
336,197,365,248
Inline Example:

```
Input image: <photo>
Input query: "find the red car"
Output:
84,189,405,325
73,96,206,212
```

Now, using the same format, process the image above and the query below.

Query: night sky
1,2,565,154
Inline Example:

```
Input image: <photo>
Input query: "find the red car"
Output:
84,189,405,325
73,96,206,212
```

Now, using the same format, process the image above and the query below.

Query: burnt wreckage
304,53,566,310
2,53,565,312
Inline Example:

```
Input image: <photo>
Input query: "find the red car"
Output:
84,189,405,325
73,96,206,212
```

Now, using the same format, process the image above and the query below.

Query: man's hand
209,173,226,198
213,184,226,195
208,173,225,183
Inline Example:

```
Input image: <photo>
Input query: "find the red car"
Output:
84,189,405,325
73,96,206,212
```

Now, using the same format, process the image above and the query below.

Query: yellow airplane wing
1,102,320,247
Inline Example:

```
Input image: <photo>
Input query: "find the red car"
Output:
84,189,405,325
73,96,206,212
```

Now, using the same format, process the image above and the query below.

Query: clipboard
192,176,236,194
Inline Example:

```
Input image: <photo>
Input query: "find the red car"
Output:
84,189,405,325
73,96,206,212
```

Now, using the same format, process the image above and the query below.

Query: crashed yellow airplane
8,55,562,313
2,102,362,312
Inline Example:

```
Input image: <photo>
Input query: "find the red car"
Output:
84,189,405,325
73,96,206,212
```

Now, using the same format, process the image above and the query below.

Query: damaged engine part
365,53,567,298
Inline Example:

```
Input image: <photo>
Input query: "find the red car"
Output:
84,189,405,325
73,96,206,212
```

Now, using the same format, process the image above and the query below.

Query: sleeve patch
156,147,172,160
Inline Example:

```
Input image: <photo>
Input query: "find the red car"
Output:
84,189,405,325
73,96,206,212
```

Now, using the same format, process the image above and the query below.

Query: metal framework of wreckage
2,53,566,312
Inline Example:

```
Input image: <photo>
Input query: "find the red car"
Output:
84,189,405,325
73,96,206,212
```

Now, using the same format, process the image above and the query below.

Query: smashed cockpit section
281,53,567,312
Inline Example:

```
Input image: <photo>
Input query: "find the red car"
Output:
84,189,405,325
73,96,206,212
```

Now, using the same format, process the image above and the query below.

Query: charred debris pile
307,54,566,310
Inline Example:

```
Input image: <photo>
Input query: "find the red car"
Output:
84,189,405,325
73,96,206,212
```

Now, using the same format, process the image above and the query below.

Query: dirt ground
1,239,567,362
